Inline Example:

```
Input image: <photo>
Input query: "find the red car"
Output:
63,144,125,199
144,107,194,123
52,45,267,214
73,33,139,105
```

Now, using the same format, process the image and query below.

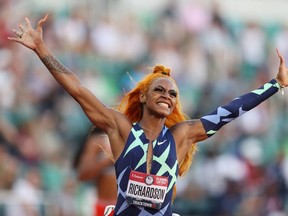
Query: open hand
8,15,48,51
276,48,288,88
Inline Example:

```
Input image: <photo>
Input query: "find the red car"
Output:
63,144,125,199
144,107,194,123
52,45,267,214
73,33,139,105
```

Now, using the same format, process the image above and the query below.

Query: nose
160,93,173,104
161,91,170,99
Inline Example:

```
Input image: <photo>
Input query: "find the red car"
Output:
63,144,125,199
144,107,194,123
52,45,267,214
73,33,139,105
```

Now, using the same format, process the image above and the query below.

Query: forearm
200,79,281,137
35,42,82,96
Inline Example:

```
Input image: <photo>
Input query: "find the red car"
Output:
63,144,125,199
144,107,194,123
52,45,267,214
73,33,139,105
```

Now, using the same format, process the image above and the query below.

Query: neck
139,117,165,141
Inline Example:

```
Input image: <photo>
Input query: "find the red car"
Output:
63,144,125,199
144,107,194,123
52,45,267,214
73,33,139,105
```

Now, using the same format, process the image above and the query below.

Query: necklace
139,121,163,142
139,121,157,135
139,121,150,132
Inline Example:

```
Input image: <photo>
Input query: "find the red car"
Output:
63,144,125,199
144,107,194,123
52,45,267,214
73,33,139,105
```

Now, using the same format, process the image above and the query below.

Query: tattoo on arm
186,120,197,127
41,55,72,74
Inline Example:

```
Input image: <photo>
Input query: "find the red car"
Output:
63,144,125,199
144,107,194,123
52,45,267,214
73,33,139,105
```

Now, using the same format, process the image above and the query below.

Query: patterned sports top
114,122,179,216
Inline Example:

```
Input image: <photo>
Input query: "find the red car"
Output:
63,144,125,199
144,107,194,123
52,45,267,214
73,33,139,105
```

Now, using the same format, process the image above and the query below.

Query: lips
157,102,170,108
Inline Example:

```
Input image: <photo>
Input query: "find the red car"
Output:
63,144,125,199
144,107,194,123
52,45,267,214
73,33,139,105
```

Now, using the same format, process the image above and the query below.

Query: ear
139,92,146,104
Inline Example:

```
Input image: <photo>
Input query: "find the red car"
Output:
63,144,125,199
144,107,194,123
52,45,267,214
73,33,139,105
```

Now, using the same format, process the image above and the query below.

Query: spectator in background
5,166,43,216
0,145,19,191
239,21,267,80
73,128,117,216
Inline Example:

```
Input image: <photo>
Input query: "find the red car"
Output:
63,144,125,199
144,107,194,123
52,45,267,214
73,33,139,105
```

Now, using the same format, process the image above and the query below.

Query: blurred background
1,0,288,215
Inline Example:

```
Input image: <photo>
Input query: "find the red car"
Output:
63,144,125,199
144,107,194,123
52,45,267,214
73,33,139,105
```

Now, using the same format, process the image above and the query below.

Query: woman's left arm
198,49,287,139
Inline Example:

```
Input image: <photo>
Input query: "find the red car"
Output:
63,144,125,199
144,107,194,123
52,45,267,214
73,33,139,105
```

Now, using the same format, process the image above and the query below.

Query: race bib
126,170,168,209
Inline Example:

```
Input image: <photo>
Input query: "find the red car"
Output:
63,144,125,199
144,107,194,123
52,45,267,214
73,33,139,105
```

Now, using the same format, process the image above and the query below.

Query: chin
156,110,171,118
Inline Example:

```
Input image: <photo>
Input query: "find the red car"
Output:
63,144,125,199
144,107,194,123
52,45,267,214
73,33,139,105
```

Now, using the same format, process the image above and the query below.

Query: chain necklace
139,121,162,136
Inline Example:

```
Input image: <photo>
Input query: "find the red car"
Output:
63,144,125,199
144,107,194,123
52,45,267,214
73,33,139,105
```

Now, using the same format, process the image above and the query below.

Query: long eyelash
154,86,163,91
170,91,177,97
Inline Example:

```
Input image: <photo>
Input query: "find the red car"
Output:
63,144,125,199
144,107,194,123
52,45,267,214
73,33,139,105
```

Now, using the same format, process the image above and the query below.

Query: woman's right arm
8,15,120,133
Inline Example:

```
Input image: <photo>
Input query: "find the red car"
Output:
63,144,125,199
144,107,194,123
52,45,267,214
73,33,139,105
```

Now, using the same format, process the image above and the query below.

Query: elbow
76,166,99,181
77,173,88,181
75,165,89,181
75,169,84,181
76,170,90,181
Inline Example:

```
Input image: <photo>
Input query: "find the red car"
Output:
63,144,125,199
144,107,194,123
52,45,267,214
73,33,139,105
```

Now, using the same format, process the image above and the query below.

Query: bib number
126,170,168,209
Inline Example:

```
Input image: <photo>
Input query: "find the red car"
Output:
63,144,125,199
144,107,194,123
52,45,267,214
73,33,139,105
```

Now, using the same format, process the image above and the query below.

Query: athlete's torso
114,122,179,216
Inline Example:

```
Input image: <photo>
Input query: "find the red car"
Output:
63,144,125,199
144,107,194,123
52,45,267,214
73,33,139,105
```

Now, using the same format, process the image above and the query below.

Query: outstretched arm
175,49,288,163
8,15,119,133
175,49,288,157
199,49,287,138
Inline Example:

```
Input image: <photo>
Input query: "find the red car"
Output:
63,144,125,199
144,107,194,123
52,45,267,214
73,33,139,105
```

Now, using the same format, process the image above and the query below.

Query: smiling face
140,77,178,118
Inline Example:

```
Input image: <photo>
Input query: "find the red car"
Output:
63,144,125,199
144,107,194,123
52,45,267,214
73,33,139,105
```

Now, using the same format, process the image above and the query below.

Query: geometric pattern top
114,122,179,216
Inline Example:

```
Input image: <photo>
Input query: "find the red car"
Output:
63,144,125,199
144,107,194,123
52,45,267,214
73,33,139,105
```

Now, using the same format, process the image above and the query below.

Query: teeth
158,102,169,108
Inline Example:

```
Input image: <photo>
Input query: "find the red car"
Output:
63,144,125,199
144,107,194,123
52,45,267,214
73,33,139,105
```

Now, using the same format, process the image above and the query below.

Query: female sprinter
8,15,288,216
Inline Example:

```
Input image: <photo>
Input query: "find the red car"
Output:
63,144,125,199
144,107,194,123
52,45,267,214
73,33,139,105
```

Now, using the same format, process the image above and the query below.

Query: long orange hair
118,64,197,200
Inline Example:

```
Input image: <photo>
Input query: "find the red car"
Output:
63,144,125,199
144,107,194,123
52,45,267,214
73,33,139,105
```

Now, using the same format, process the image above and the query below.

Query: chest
119,124,178,176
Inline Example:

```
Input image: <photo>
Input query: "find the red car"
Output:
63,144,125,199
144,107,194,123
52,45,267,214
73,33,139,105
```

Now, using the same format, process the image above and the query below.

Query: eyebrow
154,85,178,94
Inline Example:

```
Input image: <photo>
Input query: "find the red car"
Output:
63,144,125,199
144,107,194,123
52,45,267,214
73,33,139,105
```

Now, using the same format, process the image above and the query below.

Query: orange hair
118,64,197,200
